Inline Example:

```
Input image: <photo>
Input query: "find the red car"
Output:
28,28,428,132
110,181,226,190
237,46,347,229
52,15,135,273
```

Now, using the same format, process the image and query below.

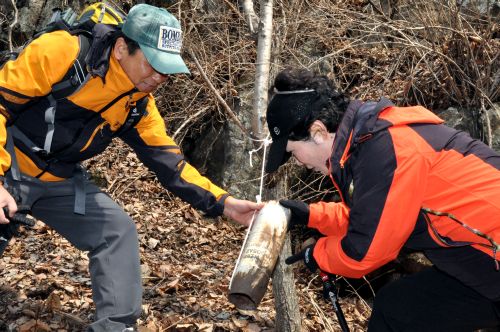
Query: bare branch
188,49,250,137
8,0,18,52
242,0,260,34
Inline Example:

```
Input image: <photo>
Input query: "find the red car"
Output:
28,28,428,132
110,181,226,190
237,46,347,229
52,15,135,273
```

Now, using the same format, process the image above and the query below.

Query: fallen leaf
231,315,249,328
196,323,213,332
148,238,160,249
242,323,261,332
45,291,62,311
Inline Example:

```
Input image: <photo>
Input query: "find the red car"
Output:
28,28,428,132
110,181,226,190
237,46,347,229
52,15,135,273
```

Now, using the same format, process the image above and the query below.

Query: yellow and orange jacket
308,98,500,300
0,29,228,216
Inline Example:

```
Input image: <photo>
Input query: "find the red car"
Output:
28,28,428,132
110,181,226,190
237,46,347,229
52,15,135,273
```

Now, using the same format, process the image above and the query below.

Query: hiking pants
368,266,500,331
7,172,142,331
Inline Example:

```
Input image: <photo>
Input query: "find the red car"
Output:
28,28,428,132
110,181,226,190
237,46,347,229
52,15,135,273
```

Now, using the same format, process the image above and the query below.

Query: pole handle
319,270,350,332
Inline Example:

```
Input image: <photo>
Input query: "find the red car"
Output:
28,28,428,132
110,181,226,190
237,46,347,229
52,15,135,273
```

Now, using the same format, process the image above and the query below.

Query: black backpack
0,2,127,99
1,2,147,161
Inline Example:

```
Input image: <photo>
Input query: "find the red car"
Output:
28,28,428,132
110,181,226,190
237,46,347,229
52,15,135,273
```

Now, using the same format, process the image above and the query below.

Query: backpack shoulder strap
50,33,92,100
38,33,92,154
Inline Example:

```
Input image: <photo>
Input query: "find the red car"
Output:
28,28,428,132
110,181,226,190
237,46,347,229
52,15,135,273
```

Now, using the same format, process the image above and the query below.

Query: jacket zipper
79,121,108,152
328,158,346,204
339,131,354,169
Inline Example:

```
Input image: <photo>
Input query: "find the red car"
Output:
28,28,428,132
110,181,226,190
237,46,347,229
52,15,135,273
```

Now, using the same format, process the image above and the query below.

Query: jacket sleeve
308,201,350,236
313,129,429,278
120,96,228,217
0,31,79,175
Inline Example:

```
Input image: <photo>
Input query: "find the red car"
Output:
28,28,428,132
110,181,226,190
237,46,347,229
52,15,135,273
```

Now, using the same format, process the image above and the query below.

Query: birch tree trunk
251,1,301,330
251,0,274,138
272,234,302,331
265,178,302,331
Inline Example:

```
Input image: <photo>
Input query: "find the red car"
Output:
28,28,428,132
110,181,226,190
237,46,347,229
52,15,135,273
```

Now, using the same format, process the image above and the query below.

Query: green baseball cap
122,4,190,75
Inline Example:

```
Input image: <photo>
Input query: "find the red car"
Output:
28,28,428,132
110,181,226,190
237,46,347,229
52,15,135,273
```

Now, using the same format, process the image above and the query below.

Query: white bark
8,0,18,52
242,0,259,34
252,0,273,138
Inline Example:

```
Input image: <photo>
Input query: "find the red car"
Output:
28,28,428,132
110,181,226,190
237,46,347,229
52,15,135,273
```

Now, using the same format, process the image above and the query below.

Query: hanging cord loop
422,207,500,270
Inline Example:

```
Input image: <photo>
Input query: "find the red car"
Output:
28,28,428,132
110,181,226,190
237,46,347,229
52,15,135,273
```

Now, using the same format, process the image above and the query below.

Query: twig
165,311,199,330
172,106,209,141
367,0,387,17
8,0,18,52
305,275,335,331
188,49,250,137
171,203,191,214
54,309,86,326
222,0,245,21
481,100,493,148
113,170,149,197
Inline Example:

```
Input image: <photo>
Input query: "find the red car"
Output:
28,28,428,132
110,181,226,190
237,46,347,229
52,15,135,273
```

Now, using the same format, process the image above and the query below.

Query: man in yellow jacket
0,4,261,331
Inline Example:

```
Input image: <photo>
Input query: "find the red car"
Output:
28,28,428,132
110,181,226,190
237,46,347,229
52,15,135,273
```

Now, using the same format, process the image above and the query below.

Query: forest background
0,0,498,331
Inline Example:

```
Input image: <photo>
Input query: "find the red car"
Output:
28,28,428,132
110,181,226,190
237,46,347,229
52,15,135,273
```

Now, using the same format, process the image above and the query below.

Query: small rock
216,311,231,320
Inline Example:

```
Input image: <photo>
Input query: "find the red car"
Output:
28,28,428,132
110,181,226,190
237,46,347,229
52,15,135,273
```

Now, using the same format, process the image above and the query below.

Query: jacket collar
330,98,394,166
86,25,148,98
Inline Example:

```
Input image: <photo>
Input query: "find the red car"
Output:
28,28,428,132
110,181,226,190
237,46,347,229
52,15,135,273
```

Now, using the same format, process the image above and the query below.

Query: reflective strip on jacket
308,98,500,300
0,30,227,216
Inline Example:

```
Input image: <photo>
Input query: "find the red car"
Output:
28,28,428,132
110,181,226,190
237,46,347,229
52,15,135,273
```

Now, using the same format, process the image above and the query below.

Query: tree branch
188,49,250,137
8,0,18,52
242,0,260,34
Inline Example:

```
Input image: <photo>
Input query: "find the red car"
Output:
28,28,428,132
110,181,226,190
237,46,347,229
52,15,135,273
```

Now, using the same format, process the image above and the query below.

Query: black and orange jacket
0,29,227,216
308,98,500,300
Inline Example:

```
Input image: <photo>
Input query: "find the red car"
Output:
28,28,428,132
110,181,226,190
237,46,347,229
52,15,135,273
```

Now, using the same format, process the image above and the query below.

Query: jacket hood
353,98,444,139
329,98,444,206
331,98,444,172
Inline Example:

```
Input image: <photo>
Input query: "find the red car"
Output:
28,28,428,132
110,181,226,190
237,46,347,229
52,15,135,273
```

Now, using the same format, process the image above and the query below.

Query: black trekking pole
0,208,35,256
320,271,350,332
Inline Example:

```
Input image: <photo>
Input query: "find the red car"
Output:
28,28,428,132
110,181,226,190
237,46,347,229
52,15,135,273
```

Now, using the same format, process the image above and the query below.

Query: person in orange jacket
0,4,261,331
265,68,500,331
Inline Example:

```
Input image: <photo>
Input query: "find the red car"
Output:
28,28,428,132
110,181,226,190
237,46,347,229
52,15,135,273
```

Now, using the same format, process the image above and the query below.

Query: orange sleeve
313,127,430,278
308,201,350,236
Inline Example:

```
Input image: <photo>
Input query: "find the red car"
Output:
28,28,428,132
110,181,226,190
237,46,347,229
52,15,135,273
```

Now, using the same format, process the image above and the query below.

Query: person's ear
311,131,324,144
309,120,328,144
113,37,127,60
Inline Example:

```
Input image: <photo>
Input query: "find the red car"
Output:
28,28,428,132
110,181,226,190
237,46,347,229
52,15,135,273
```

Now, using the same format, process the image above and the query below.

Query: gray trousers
7,172,142,331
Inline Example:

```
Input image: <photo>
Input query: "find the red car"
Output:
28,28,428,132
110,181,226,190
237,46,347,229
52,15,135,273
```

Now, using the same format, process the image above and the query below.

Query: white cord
229,136,272,289
248,136,271,171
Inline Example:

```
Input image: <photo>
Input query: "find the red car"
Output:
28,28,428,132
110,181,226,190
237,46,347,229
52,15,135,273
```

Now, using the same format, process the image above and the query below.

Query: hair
112,30,141,55
272,68,350,141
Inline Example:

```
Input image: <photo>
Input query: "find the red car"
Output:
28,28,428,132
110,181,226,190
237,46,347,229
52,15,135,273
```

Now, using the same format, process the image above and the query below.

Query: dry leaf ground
0,140,370,331
0,1,496,330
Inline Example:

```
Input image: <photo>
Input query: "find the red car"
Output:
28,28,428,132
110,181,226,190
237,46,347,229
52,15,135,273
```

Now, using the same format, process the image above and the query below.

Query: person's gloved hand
285,244,318,273
279,199,310,230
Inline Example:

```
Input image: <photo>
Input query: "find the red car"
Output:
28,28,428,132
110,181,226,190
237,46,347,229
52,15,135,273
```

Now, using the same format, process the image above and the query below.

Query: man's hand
285,243,318,273
0,185,17,224
279,199,310,230
223,196,264,227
